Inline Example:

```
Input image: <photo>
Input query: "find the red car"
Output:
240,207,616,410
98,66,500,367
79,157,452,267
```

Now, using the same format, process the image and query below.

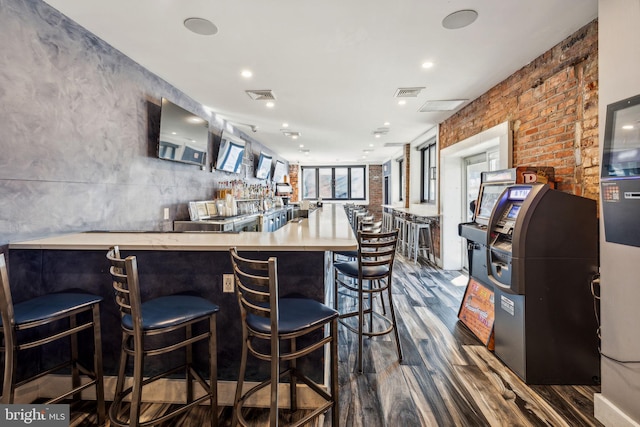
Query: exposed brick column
367,164,383,220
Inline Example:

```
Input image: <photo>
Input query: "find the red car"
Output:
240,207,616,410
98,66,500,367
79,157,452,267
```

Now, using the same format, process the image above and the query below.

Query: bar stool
106,247,219,427
393,214,409,256
0,254,105,424
333,229,403,373
381,211,393,232
229,248,339,427
407,219,433,263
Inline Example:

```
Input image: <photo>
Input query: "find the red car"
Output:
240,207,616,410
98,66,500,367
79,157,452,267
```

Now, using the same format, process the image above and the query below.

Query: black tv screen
158,98,209,167
255,152,273,180
215,131,245,174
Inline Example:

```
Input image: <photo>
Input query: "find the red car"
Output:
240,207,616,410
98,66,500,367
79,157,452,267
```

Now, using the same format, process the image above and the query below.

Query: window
420,139,437,203
301,166,366,200
398,158,404,201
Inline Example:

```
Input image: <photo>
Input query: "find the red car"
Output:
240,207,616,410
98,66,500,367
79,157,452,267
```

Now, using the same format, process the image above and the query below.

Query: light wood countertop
9,204,357,252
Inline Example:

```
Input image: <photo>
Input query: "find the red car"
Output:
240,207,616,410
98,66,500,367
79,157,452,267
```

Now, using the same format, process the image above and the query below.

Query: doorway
440,121,512,270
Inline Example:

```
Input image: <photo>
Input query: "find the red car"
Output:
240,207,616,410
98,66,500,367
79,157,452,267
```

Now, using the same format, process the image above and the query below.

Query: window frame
300,165,367,201
420,139,437,204
397,158,404,202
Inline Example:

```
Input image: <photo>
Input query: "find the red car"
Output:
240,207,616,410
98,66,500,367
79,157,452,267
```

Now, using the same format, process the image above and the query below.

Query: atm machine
459,167,555,287
486,184,599,384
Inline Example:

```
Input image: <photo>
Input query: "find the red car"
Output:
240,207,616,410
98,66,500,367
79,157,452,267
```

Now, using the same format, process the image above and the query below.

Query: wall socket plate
223,274,234,293
163,207,170,220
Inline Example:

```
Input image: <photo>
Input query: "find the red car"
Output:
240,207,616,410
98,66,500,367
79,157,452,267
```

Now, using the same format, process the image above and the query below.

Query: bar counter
8,204,356,398
10,203,357,252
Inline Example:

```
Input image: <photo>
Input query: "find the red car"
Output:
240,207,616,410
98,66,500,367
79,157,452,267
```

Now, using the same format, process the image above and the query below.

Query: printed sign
458,278,495,349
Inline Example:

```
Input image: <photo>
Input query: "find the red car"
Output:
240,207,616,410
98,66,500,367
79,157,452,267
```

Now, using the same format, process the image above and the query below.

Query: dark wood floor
69,254,603,426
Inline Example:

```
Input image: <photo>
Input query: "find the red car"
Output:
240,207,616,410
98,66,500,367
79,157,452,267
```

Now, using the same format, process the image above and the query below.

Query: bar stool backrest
0,254,16,345
358,229,398,271
229,248,279,337
106,246,143,334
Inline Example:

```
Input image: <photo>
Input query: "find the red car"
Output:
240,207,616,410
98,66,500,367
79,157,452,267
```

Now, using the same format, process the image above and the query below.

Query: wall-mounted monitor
273,160,287,183
215,131,245,174
255,152,273,180
602,94,640,178
158,98,209,167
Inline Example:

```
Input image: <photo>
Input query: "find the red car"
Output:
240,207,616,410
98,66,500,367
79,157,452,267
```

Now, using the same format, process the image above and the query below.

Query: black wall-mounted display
215,131,245,174
157,98,209,167
255,152,273,180
601,94,640,247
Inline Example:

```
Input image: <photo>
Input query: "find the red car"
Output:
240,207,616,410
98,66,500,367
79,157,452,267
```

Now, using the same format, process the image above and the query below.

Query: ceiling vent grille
281,130,301,138
383,142,406,147
418,99,467,112
394,87,425,98
245,90,276,100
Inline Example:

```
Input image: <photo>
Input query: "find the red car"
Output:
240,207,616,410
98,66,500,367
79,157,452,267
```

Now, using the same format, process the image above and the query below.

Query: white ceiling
42,0,597,165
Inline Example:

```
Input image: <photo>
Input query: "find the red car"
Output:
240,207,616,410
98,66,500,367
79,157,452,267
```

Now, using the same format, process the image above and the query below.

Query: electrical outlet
163,207,170,220
223,274,234,293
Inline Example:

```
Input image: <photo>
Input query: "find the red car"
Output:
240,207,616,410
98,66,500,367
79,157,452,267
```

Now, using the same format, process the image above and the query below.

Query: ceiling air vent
383,142,407,147
245,90,276,100
281,130,301,138
394,87,425,98
418,99,467,112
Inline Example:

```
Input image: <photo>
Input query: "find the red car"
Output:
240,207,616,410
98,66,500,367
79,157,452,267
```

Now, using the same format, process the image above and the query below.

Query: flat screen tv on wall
255,152,273,180
157,98,209,167
272,160,287,183
215,131,246,174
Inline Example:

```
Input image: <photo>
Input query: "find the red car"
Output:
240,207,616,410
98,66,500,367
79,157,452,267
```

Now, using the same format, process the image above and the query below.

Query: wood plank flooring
68,254,602,426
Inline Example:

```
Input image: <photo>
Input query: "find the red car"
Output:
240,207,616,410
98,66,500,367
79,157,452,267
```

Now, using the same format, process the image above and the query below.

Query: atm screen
509,187,531,200
506,205,521,220
476,182,510,225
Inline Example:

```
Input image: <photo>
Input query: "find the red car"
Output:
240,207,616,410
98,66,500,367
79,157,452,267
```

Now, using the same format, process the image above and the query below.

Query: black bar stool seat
121,294,219,330
7,292,102,326
246,298,338,334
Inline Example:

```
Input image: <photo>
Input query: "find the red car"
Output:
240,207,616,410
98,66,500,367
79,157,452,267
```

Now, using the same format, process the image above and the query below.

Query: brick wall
368,164,383,219
288,164,299,202
440,20,599,199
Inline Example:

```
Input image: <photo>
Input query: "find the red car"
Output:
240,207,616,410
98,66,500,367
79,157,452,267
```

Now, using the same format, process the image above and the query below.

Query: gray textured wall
0,0,282,248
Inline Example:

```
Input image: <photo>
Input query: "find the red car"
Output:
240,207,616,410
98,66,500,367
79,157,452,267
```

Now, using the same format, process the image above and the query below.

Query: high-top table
8,204,356,404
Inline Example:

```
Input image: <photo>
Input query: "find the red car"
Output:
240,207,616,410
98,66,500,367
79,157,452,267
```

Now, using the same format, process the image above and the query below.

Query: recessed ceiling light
171,132,177,135
282,123,289,128
384,122,390,126
299,144,304,148
292,135,298,140
266,101,275,108
189,117,205,123
422,61,434,69
442,9,478,30
240,69,253,78
369,143,374,147
375,134,381,138
398,100,407,106
183,17,218,36
622,124,635,130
